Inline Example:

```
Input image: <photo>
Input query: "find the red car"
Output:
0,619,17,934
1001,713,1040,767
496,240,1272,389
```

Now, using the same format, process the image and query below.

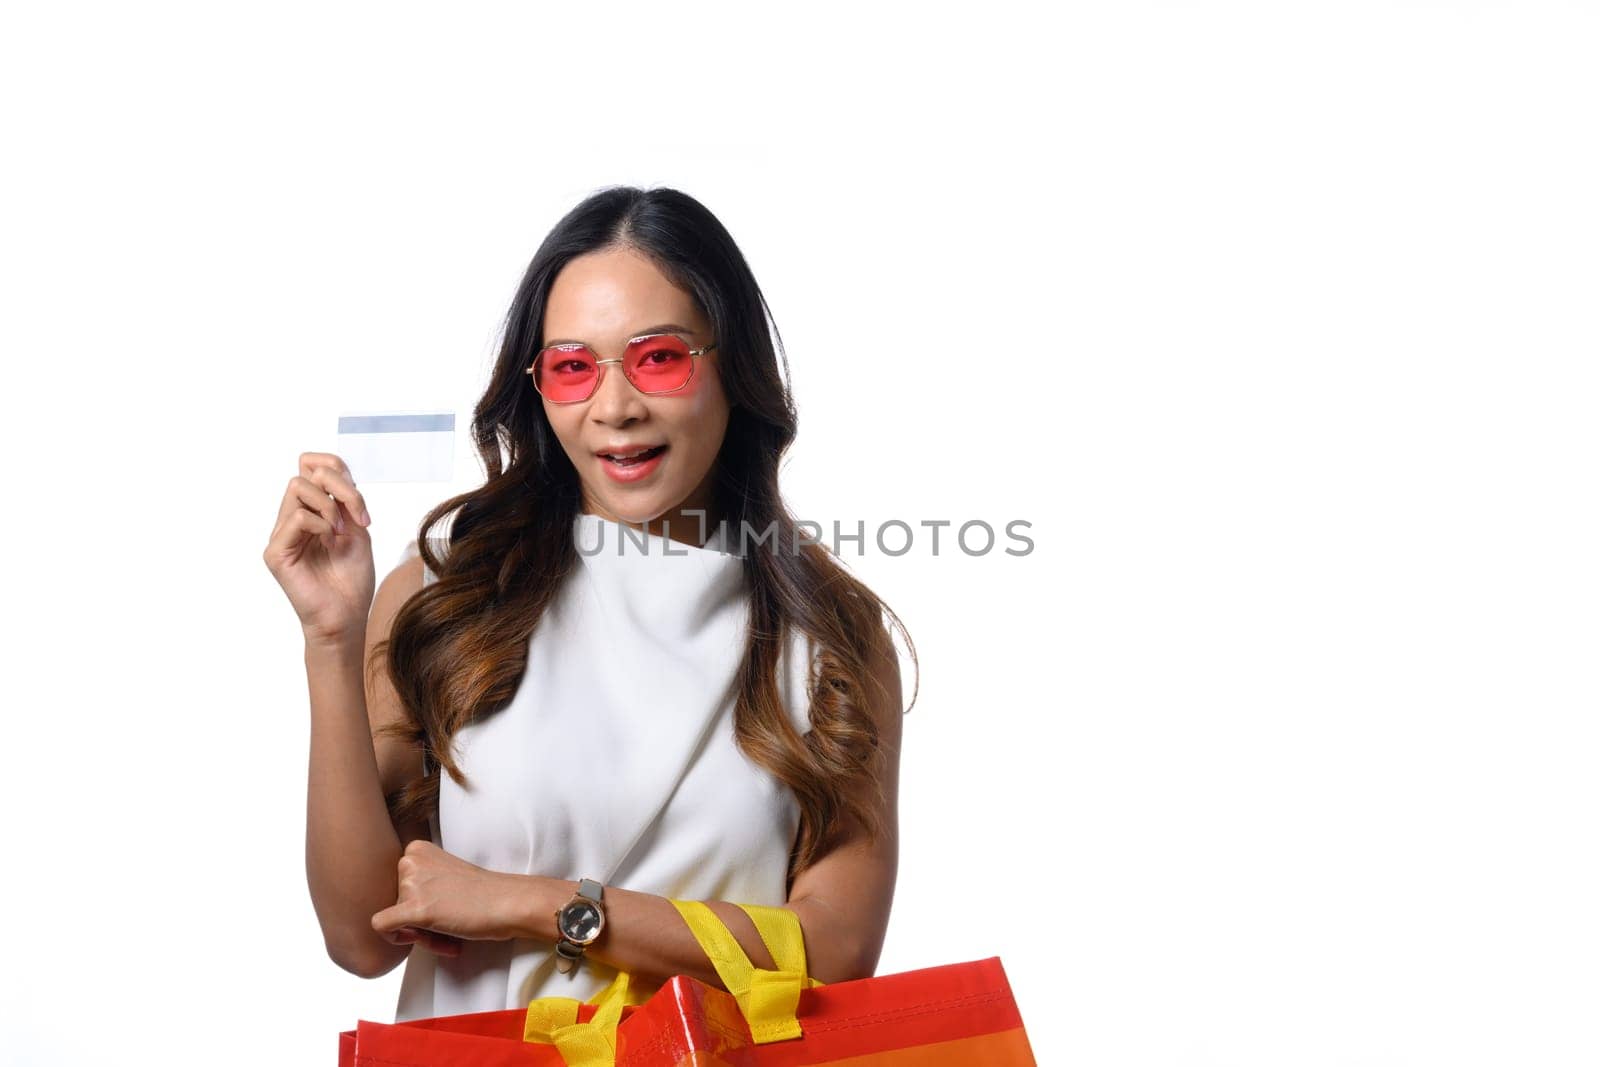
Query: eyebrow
542,323,696,348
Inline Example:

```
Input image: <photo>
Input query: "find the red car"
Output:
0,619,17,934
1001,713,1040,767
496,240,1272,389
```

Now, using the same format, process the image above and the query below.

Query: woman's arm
305,556,433,979
501,633,903,988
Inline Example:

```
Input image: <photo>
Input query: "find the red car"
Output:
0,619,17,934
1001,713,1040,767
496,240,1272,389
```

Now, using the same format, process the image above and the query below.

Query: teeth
607,446,659,460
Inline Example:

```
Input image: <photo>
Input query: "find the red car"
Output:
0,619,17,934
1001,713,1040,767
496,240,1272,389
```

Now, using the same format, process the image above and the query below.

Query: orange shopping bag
338,899,1037,1065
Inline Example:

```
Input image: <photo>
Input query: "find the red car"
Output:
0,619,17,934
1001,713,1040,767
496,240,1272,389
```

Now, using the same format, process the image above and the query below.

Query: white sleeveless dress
390,511,818,1021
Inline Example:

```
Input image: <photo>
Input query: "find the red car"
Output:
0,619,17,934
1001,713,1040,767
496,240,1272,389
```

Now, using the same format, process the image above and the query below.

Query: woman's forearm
507,877,868,990
303,636,409,978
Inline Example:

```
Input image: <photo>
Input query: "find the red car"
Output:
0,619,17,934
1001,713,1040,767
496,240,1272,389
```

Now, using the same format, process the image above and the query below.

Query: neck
582,499,722,550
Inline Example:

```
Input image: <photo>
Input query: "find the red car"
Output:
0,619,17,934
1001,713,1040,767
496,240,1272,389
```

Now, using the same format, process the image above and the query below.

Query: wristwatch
553,877,606,974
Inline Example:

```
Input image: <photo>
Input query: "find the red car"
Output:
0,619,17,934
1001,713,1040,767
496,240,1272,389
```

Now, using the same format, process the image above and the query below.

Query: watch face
558,900,603,943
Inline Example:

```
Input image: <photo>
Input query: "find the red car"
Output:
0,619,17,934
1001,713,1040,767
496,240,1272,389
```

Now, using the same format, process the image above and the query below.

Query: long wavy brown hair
368,186,917,888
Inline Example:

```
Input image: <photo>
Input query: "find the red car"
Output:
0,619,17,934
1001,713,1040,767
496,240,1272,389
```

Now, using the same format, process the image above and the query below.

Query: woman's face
538,246,730,541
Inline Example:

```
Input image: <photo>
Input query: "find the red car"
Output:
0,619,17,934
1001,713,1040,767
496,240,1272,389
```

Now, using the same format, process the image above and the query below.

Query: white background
2,2,1596,1064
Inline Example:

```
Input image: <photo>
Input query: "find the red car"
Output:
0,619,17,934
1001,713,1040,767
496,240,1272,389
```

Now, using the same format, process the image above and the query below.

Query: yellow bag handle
669,900,826,1043
520,900,825,1065
521,969,635,1067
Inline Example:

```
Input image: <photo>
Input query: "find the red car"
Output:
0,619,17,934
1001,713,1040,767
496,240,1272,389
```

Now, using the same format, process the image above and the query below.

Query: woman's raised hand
263,452,376,647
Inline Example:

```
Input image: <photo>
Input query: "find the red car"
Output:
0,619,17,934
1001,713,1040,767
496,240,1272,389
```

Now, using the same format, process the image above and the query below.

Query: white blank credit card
337,411,456,483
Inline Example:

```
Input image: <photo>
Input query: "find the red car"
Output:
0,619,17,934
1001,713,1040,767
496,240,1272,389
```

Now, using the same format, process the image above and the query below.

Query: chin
594,496,667,526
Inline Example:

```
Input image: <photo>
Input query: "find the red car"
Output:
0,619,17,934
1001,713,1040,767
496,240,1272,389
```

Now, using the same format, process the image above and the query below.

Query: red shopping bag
338,899,1037,1065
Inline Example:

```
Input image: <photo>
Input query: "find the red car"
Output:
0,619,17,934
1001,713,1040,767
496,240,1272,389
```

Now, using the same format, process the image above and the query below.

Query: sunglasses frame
525,332,718,404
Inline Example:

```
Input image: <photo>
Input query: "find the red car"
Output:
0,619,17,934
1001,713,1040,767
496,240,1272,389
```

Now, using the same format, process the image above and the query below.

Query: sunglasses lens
535,346,600,402
624,336,695,393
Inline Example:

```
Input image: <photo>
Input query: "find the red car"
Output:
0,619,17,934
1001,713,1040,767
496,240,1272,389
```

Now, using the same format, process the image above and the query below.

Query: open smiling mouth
599,445,669,468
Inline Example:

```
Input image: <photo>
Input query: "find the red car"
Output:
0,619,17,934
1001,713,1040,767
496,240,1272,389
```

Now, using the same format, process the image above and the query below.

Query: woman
264,185,915,1021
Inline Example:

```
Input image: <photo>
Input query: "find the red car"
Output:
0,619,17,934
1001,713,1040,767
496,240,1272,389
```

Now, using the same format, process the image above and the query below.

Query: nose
587,357,649,424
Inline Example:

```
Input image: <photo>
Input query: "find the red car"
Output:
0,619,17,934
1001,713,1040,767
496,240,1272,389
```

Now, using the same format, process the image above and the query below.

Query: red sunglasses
526,333,718,404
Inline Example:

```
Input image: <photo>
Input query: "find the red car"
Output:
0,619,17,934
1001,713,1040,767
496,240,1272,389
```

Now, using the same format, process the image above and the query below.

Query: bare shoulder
363,551,431,845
